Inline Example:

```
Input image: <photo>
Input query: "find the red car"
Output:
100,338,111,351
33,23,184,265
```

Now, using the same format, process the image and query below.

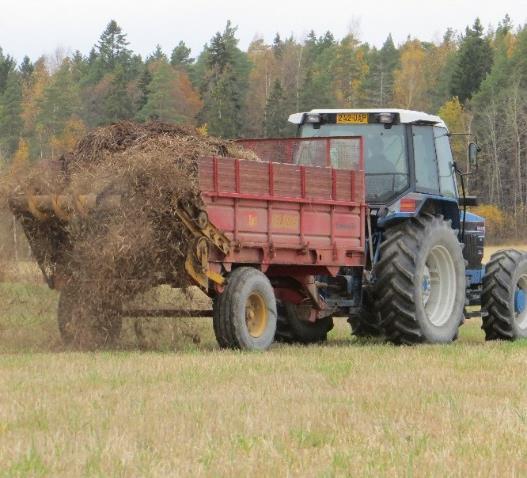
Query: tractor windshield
299,123,410,203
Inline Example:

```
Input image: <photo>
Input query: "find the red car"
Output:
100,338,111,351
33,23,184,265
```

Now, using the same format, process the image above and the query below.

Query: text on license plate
336,113,369,124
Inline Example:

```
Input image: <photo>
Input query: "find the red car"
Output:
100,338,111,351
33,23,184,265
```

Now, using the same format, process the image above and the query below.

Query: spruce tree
198,21,250,137
97,20,132,72
450,18,493,103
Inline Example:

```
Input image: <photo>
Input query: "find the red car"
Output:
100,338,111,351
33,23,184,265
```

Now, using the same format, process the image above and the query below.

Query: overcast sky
1,0,527,62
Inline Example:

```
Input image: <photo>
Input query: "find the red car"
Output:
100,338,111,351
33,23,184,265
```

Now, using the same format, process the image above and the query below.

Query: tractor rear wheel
374,214,466,344
275,302,333,344
58,287,122,348
481,249,527,340
212,267,277,350
348,288,384,338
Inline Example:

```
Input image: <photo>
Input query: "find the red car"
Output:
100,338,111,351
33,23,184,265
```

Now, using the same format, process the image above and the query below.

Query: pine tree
0,71,23,158
170,41,193,67
450,18,493,103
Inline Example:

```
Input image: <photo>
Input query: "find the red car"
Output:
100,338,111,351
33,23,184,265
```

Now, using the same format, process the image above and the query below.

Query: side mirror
468,142,479,170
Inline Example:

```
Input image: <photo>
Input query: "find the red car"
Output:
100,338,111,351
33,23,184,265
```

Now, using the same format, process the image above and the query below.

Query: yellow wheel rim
245,292,268,338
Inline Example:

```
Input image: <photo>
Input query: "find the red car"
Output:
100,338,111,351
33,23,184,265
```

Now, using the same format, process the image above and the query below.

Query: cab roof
288,108,447,129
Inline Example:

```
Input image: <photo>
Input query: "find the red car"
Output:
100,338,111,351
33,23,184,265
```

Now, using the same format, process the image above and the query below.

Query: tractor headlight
375,112,395,124
304,113,321,124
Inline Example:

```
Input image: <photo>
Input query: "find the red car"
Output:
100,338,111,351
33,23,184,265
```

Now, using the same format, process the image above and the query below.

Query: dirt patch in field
4,121,256,348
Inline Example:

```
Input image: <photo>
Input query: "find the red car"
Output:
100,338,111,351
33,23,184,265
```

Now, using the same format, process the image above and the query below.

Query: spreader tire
348,288,384,338
58,287,122,347
481,249,527,340
212,267,277,350
374,214,466,344
275,302,333,344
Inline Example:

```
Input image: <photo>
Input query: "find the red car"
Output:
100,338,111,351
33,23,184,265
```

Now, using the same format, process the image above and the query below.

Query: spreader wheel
275,302,333,344
481,249,527,340
212,267,277,350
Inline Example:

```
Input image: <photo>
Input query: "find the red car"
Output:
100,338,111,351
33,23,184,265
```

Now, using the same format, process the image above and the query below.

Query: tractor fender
377,195,461,231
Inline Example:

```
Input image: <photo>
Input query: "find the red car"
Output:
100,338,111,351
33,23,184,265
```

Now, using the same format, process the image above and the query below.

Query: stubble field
1,245,527,476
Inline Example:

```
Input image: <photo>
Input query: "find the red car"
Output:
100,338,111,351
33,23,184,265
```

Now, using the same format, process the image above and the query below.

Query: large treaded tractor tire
348,288,384,338
58,287,122,348
374,214,466,345
213,267,277,350
481,249,527,340
275,302,333,344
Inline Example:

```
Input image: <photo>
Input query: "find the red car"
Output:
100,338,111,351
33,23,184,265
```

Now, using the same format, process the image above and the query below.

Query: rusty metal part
174,203,230,290
184,236,226,290
174,206,230,256
10,193,122,220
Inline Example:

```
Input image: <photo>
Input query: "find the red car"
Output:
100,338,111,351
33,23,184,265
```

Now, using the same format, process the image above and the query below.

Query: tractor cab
289,109,458,207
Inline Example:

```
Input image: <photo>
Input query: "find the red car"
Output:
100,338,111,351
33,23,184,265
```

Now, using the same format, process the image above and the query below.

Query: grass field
2,247,527,476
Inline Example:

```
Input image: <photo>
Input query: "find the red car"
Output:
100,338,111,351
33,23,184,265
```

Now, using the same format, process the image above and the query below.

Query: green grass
1,283,527,476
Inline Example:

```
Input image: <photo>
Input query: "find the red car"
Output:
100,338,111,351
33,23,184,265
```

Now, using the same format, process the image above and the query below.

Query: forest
0,16,525,239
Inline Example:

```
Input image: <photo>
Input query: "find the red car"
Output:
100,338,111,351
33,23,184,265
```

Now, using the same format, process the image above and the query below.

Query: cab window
434,127,457,198
413,126,439,193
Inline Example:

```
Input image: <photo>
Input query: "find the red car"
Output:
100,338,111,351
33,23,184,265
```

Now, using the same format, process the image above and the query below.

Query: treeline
0,17,526,238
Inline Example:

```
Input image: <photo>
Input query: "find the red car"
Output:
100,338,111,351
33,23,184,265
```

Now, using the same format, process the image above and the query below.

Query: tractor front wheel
213,267,277,350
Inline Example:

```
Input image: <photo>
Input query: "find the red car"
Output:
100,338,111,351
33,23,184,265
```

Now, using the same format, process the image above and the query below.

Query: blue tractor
282,109,527,344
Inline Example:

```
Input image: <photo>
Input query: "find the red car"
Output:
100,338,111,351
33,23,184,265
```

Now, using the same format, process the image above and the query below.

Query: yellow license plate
336,113,369,124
